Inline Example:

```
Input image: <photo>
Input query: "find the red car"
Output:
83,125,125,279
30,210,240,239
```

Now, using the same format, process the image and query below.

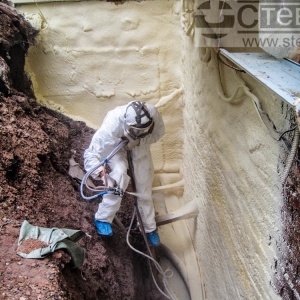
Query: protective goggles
125,121,154,139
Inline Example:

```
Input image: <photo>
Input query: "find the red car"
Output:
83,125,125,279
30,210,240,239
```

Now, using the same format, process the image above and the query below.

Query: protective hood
124,101,153,128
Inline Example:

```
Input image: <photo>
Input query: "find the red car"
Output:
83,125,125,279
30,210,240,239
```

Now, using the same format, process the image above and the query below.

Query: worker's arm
84,111,123,177
83,130,106,178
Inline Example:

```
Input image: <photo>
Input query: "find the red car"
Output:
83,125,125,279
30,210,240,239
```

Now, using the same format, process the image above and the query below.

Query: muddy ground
0,2,163,299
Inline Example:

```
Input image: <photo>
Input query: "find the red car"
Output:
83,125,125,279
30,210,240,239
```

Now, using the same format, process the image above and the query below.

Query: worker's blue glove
123,132,140,150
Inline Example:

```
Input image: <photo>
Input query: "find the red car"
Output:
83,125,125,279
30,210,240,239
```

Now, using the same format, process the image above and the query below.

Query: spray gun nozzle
107,186,124,196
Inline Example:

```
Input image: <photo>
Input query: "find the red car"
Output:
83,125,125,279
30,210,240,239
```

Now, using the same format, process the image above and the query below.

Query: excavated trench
2,1,300,299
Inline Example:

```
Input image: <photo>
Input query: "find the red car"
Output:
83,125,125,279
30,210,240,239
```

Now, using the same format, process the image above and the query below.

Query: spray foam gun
80,139,128,201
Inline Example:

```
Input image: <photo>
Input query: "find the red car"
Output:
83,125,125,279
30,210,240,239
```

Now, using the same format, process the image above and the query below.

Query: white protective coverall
84,103,165,233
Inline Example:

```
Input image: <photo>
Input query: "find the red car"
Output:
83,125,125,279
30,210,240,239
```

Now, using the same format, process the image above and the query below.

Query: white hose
126,205,179,300
159,243,191,300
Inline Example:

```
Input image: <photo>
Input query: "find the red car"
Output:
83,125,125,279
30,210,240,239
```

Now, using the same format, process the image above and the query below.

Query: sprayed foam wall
19,0,183,186
181,1,292,298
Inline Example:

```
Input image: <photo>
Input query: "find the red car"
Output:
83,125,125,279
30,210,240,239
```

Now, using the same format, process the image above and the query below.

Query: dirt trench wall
0,2,160,299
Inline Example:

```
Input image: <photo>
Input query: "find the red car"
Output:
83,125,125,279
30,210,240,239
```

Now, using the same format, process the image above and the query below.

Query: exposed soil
17,238,49,254
274,159,300,299
0,2,163,299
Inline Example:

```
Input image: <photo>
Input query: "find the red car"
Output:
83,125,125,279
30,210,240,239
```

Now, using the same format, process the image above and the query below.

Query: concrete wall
18,0,295,299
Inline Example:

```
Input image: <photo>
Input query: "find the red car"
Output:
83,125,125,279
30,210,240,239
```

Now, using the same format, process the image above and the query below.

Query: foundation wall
181,1,292,298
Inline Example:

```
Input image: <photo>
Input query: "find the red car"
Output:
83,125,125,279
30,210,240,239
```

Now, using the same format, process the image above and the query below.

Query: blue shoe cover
146,231,160,247
94,219,113,236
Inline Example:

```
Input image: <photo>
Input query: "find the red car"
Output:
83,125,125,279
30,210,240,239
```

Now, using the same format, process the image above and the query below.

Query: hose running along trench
126,150,180,300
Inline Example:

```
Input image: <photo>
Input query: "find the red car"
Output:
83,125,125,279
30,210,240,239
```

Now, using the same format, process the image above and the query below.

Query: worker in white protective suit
84,101,165,247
